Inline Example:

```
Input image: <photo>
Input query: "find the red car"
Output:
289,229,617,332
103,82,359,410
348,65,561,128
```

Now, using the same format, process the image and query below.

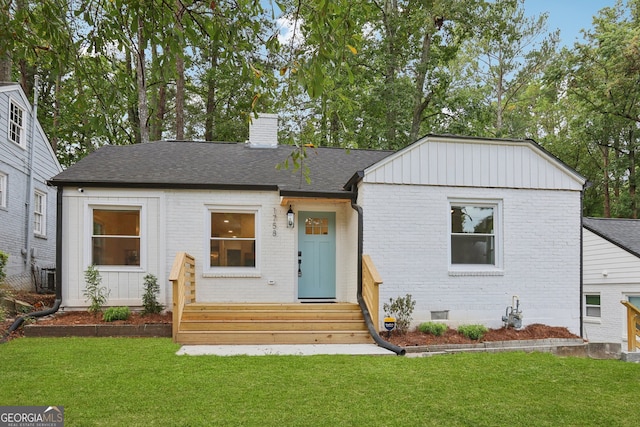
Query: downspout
23,76,39,268
1,186,63,343
350,182,405,355
580,184,587,339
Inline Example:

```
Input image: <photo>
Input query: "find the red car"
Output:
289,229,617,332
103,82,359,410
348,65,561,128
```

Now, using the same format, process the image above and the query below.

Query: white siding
583,228,640,344
61,187,358,308
364,137,584,191
61,188,165,308
360,183,582,335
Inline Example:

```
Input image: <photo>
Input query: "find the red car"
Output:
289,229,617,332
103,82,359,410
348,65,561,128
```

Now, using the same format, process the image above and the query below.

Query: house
582,217,640,348
0,83,62,291
49,115,586,344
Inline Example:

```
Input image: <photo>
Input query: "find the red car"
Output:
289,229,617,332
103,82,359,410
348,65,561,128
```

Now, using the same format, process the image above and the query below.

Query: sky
524,0,619,46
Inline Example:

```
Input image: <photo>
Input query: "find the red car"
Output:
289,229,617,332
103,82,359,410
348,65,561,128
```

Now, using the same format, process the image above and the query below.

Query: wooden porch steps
175,302,374,345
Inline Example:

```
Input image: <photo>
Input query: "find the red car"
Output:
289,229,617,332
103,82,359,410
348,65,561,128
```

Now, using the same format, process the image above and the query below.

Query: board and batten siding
359,135,585,334
60,188,165,308
583,228,640,344
363,136,584,191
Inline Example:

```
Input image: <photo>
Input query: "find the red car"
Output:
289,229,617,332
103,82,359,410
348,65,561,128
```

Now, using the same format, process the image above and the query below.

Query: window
450,202,498,266
628,296,640,310
33,191,46,236
585,294,601,318
0,173,6,208
9,100,25,147
92,208,140,266
210,211,256,268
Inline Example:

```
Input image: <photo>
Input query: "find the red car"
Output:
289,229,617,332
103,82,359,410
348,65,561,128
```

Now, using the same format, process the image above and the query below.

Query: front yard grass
1,338,638,426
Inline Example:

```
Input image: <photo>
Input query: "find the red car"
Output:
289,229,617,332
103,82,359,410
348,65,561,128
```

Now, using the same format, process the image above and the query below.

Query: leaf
346,44,357,55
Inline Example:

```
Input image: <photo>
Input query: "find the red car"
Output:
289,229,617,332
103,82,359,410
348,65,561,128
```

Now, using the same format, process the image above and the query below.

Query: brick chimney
248,113,278,148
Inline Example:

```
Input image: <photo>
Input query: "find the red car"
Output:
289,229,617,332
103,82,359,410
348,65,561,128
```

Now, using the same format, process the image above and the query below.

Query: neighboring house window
584,294,601,318
33,191,46,236
0,173,6,208
9,99,26,147
92,208,141,266
209,210,257,268
450,201,500,266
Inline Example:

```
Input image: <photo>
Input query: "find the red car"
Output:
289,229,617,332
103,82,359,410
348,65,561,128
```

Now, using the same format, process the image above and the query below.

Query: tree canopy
2,0,640,217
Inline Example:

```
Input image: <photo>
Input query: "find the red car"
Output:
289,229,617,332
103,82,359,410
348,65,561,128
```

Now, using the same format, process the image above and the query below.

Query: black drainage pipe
350,187,405,356
1,299,61,343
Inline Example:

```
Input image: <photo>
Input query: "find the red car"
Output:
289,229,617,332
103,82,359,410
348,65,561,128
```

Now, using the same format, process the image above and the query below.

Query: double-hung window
9,100,25,147
0,173,6,208
209,210,257,270
91,208,141,266
584,294,601,318
33,190,46,236
450,200,501,269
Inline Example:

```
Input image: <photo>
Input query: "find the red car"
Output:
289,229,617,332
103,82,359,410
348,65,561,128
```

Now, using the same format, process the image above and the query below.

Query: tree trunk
205,49,218,142
0,56,11,81
135,16,149,144
602,145,610,217
409,28,434,143
174,1,186,140
383,0,398,147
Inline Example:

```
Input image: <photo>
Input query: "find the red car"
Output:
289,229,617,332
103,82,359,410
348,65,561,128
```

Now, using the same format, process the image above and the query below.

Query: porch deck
170,253,382,346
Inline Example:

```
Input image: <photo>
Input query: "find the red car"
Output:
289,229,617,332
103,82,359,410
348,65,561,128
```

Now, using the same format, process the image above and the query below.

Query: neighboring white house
49,116,586,336
582,217,640,347
0,83,62,291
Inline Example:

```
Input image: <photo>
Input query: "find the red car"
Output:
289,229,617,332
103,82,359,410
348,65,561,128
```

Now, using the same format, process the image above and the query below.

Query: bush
0,251,8,283
458,324,488,341
418,321,447,336
103,306,131,322
83,265,109,314
383,294,416,335
142,274,164,315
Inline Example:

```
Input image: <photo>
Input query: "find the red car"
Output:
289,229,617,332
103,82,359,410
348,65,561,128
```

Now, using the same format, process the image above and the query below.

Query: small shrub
0,251,8,283
383,294,416,335
0,285,13,323
83,265,109,314
142,274,163,315
458,324,488,341
103,306,131,322
418,321,447,336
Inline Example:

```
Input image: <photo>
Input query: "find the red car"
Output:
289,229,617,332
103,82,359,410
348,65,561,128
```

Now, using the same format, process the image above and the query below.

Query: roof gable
363,134,586,191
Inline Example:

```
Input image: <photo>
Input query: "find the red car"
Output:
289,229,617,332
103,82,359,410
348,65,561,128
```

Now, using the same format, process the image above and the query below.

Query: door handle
298,251,302,277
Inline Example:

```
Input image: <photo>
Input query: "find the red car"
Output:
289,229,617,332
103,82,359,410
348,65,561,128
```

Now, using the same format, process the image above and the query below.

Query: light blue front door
297,211,336,299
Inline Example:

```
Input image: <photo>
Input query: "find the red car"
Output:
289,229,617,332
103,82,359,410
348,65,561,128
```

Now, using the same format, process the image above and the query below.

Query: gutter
1,187,63,343
349,181,405,356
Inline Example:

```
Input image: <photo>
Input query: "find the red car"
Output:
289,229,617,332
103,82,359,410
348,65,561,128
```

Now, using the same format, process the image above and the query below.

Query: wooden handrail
362,254,383,330
622,301,640,352
170,252,196,342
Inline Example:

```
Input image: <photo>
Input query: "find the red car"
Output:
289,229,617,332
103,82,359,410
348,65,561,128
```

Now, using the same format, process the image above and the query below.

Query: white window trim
8,98,26,148
0,172,6,209
448,198,503,274
85,202,146,272
584,293,601,322
33,190,46,237
204,205,261,277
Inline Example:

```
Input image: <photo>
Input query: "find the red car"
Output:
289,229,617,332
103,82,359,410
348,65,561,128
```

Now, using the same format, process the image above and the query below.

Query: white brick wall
360,182,582,335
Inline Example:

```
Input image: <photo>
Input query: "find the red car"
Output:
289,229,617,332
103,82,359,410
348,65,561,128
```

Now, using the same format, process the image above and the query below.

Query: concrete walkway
176,343,397,356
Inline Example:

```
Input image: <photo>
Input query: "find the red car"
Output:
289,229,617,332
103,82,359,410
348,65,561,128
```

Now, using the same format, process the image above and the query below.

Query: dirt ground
3,292,580,345
383,323,581,347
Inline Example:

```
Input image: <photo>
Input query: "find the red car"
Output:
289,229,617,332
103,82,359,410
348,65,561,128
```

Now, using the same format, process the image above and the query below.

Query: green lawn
1,338,638,426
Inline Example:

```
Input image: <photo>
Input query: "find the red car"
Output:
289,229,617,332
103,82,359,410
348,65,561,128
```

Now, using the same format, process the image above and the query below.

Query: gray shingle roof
50,141,393,197
583,217,640,258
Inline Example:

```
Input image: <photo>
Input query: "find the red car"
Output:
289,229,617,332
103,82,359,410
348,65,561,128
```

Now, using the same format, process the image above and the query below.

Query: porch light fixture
287,205,295,228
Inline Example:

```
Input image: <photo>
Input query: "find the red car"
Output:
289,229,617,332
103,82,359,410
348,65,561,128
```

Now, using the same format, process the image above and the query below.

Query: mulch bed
383,324,581,347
